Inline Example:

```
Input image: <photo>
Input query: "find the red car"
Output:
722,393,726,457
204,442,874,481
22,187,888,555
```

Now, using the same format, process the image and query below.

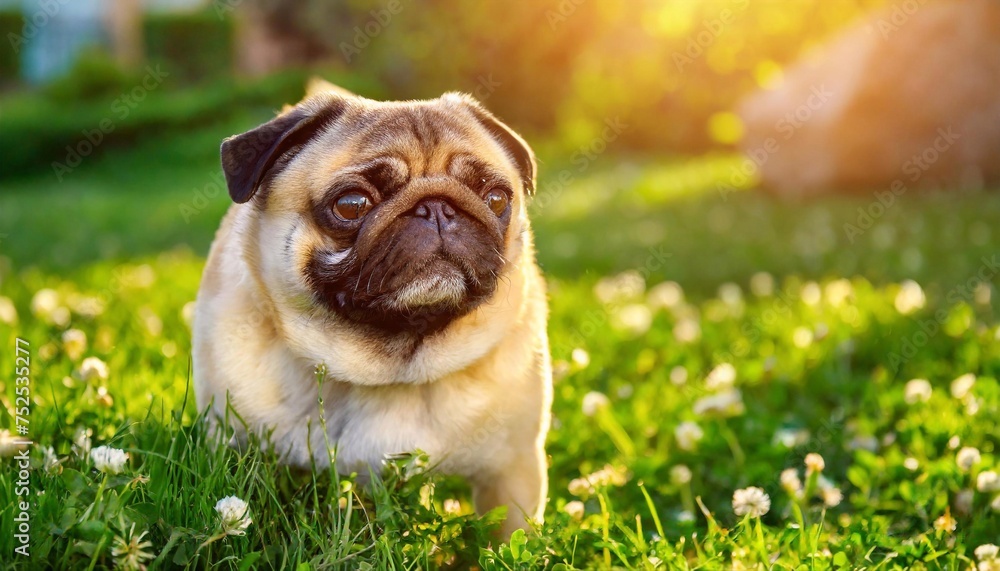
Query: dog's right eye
332,192,373,221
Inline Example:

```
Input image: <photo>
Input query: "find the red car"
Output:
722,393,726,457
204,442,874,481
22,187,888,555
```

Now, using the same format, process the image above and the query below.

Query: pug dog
192,81,552,537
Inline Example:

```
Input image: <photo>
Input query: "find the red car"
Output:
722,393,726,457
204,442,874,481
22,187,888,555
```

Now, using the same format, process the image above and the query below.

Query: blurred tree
238,0,889,153
106,0,144,69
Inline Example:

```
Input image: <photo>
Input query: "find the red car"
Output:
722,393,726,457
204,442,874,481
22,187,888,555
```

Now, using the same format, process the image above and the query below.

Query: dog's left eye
484,189,509,217
333,192,373,221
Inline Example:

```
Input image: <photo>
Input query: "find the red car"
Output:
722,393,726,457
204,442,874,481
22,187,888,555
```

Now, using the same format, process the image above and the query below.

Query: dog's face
220,91,535,336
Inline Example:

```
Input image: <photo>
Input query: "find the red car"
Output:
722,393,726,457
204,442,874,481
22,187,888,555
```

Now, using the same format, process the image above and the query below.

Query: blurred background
4,3,1000,559
1,0,998,292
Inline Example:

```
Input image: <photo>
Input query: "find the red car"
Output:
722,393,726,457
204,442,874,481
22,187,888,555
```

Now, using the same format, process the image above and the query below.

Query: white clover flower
612,304,652,335
693,388,744,417
442,498,461,514
76,357,109,382
674,421,704,451
67,294,105,318
61,329,88,361
669,366,688,385
95,385,114,408
111,523,154,571
717,282,742,306
670,465,692,485
215,495,252,535
951,373,976,400
72,427,93,459
780,468,802,495
977,471,1000,493
705,363,736,391
568,465,627,498
50,307,71,327
41,446,63,475
933,512,956,533
182,301,197,327
31,288,60,318
0,296,17,324
773,428,810,448
957,447,981,472
647,281,684,309
805,453,825,475
563,500,585,520
571,348,590,368
820,486,843,507
749,272,774,297
732,486,770,518
976,544,999,562
894,280,926,314
672,318,701,343
594,270,645,304
903,457,920,471
581,391,610,416
800,282,822,306
824,279,853,307
90,446,128,474
567,477,593,498
139,306,163,337
588,465,627,488
127,264,157,288
966,398,981,416
792,327,814,348
904,379,932,404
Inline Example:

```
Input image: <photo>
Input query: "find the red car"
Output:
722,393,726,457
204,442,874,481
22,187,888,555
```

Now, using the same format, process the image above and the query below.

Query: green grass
1,116,1000,569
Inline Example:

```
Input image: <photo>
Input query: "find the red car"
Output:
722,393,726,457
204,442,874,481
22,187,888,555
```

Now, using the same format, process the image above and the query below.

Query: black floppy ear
220,97,348,204
445,93,537,195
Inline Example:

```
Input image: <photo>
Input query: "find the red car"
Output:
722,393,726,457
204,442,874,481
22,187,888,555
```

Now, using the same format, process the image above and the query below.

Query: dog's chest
320,379,509,476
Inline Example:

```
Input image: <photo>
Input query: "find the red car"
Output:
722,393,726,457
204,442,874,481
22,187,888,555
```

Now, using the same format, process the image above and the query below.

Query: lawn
1,111,1000,569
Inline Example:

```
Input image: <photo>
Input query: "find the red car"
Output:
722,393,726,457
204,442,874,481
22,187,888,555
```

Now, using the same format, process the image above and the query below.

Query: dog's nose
411,198,459,233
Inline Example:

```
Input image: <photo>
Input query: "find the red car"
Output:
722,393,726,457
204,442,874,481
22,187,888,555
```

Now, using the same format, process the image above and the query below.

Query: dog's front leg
472,445,547,538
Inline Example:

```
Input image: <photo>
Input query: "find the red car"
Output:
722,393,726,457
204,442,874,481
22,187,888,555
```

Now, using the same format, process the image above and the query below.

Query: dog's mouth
304,188,509,336
305,244,502,336
391,261,468,308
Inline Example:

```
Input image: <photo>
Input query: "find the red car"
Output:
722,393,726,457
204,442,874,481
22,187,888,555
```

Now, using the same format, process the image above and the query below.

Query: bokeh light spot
708,112,745,145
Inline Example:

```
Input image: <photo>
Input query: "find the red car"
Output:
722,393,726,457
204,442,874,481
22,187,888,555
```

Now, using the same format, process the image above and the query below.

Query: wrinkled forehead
298,101,515,184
